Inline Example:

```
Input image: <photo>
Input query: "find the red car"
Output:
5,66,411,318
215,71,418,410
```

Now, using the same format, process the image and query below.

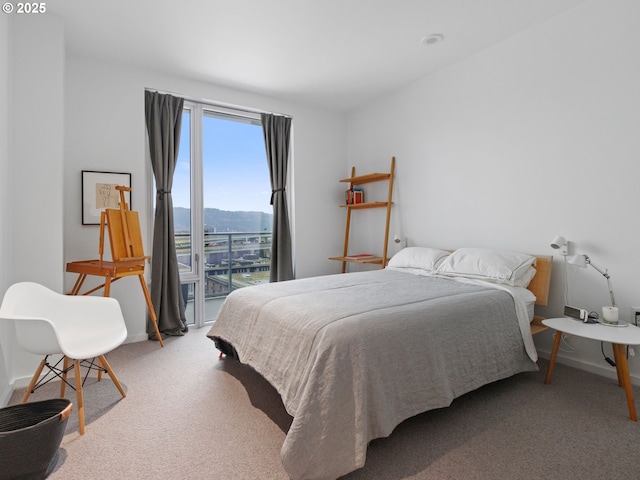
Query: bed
207,247,553,480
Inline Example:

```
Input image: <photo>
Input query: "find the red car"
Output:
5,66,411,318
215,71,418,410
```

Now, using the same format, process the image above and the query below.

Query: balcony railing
175,231,271,298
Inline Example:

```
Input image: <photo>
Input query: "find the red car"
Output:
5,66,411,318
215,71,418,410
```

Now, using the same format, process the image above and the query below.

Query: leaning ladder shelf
329,156,395,273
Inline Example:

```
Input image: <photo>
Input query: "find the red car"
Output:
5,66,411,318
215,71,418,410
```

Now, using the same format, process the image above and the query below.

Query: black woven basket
0,398,72,480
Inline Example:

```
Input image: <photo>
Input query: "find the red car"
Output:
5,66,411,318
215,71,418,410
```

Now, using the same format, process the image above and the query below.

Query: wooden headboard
528,255,553,307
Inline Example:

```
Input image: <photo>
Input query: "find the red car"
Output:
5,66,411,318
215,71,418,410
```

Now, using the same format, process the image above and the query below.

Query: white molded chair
0,282,127,435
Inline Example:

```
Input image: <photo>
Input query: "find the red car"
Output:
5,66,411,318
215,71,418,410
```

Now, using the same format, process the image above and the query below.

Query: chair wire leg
22,356,77,402
81,358,96,387
78,357,107,386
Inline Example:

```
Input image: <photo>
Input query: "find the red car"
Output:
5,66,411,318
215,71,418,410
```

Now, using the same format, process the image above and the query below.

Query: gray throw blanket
208,269,537,480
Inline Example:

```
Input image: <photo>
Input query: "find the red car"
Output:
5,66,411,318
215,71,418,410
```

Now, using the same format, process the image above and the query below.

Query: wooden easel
66,186,164,347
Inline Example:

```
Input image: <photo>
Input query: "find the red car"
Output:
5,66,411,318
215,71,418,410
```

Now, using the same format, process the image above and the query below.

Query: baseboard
9,376,33,390
126,333,151,344
537,348,640,387
0,383,13,408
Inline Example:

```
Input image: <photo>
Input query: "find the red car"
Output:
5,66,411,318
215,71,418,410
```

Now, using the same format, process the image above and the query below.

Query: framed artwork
82,170,131,225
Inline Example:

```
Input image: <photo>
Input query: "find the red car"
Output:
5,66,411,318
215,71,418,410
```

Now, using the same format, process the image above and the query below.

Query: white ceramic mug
602,306,619,324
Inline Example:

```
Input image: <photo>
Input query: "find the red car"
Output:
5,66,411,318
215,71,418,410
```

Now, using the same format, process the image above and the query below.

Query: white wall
0,11,11,405
347,0,640,382
63,54,347,342
0,13,65,394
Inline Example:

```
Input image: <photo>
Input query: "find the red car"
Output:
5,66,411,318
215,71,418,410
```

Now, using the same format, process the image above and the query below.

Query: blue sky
172,112,271,213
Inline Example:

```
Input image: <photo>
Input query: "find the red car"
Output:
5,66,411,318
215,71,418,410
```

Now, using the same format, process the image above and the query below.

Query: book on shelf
344,253,377,260
345,187,364,205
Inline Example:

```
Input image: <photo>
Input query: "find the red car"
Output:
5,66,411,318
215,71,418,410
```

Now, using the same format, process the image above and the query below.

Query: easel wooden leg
97,277,116,379
104,275,112,297
70,274,87,295
138,274,164,347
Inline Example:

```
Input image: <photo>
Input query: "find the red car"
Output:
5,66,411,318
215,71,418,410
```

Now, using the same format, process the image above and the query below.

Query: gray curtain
145,91,187,337
261,113,294,282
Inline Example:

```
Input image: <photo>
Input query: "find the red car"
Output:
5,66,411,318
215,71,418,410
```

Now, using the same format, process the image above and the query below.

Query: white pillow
435,247,536,287
387,247,450,272
513,265,537,288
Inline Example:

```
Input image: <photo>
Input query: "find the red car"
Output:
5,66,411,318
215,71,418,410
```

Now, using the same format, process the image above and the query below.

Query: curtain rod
145,87,292,119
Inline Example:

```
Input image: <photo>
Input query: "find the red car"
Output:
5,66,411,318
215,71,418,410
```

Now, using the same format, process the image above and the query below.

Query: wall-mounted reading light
550,235,568,256
394,234,407,248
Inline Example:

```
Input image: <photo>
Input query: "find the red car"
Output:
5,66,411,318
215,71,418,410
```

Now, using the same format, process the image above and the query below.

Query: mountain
173,207,272,233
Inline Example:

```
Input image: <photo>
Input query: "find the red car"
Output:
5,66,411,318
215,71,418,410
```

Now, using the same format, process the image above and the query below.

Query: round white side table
543,317,640,421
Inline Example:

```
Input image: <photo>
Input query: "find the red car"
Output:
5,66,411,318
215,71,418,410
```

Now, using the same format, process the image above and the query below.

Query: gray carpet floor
8,327,640,480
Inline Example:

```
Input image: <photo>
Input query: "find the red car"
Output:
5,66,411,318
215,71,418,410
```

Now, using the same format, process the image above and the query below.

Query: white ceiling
50,0,588,112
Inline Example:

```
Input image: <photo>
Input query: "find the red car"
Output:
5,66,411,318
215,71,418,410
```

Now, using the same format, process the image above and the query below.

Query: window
172,102,272,327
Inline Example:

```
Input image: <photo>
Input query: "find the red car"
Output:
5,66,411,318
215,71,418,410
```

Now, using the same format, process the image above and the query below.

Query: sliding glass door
173,103,271,327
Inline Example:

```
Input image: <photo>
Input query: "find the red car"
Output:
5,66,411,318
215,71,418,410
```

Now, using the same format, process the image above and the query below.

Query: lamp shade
566,254,588,268
550,235,568,255
550,235,566,250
